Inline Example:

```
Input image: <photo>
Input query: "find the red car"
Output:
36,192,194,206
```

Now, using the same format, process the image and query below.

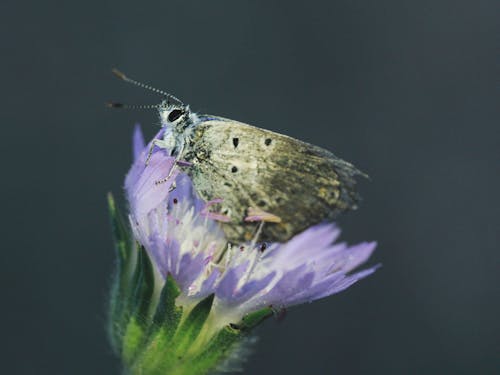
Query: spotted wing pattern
181,117,365,243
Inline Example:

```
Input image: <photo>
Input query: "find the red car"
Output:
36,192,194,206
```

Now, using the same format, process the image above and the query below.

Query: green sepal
130,245,155,323
152,273,182,339
133,274,183,375
186,307,273,373
121,317,146,366
107,192,132,263
134,294,215,375
122,245,155,364
172,294,215,358
107,192,135,354
188,324,241,373
240,306,273,330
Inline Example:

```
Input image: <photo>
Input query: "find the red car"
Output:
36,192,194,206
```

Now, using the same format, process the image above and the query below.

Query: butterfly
110,69,367,243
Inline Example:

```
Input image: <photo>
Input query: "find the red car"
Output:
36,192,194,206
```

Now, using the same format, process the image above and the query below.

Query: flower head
108,125,378,375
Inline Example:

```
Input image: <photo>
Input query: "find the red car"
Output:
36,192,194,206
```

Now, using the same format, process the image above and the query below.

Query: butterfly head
158,99,198,133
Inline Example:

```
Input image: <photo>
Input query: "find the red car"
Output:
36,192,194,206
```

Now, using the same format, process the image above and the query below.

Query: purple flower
125,125,378,334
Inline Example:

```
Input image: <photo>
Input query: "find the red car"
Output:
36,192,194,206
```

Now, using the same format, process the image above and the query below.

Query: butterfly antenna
111,68,184,105
106,101,162,110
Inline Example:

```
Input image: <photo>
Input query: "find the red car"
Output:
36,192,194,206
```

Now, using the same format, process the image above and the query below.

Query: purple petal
126,152,177,217
216,263,249,300
175,253,206,292
227,272,276,305
149,236,181,278
196,269,221,297
328,241,377,274
132,124,145,162
268,223,341,266
167,173,205,213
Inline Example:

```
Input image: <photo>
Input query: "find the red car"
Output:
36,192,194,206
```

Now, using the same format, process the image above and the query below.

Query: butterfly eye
168,109,184,122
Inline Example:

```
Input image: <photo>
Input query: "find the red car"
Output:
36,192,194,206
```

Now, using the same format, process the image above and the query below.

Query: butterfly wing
182,117,366,243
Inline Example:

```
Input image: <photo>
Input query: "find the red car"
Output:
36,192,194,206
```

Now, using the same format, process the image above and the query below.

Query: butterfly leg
145,139,168,166
155,170,176,186
154,143,185,186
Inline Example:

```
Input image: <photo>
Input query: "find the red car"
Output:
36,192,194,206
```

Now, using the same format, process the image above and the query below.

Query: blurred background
0,0,498,374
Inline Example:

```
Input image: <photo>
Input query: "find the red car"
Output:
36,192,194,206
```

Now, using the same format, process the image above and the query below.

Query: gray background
1,0,498,374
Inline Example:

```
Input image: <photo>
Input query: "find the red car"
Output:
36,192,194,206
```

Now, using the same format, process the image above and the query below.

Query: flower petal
132,124,145,162
123,127,378,329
